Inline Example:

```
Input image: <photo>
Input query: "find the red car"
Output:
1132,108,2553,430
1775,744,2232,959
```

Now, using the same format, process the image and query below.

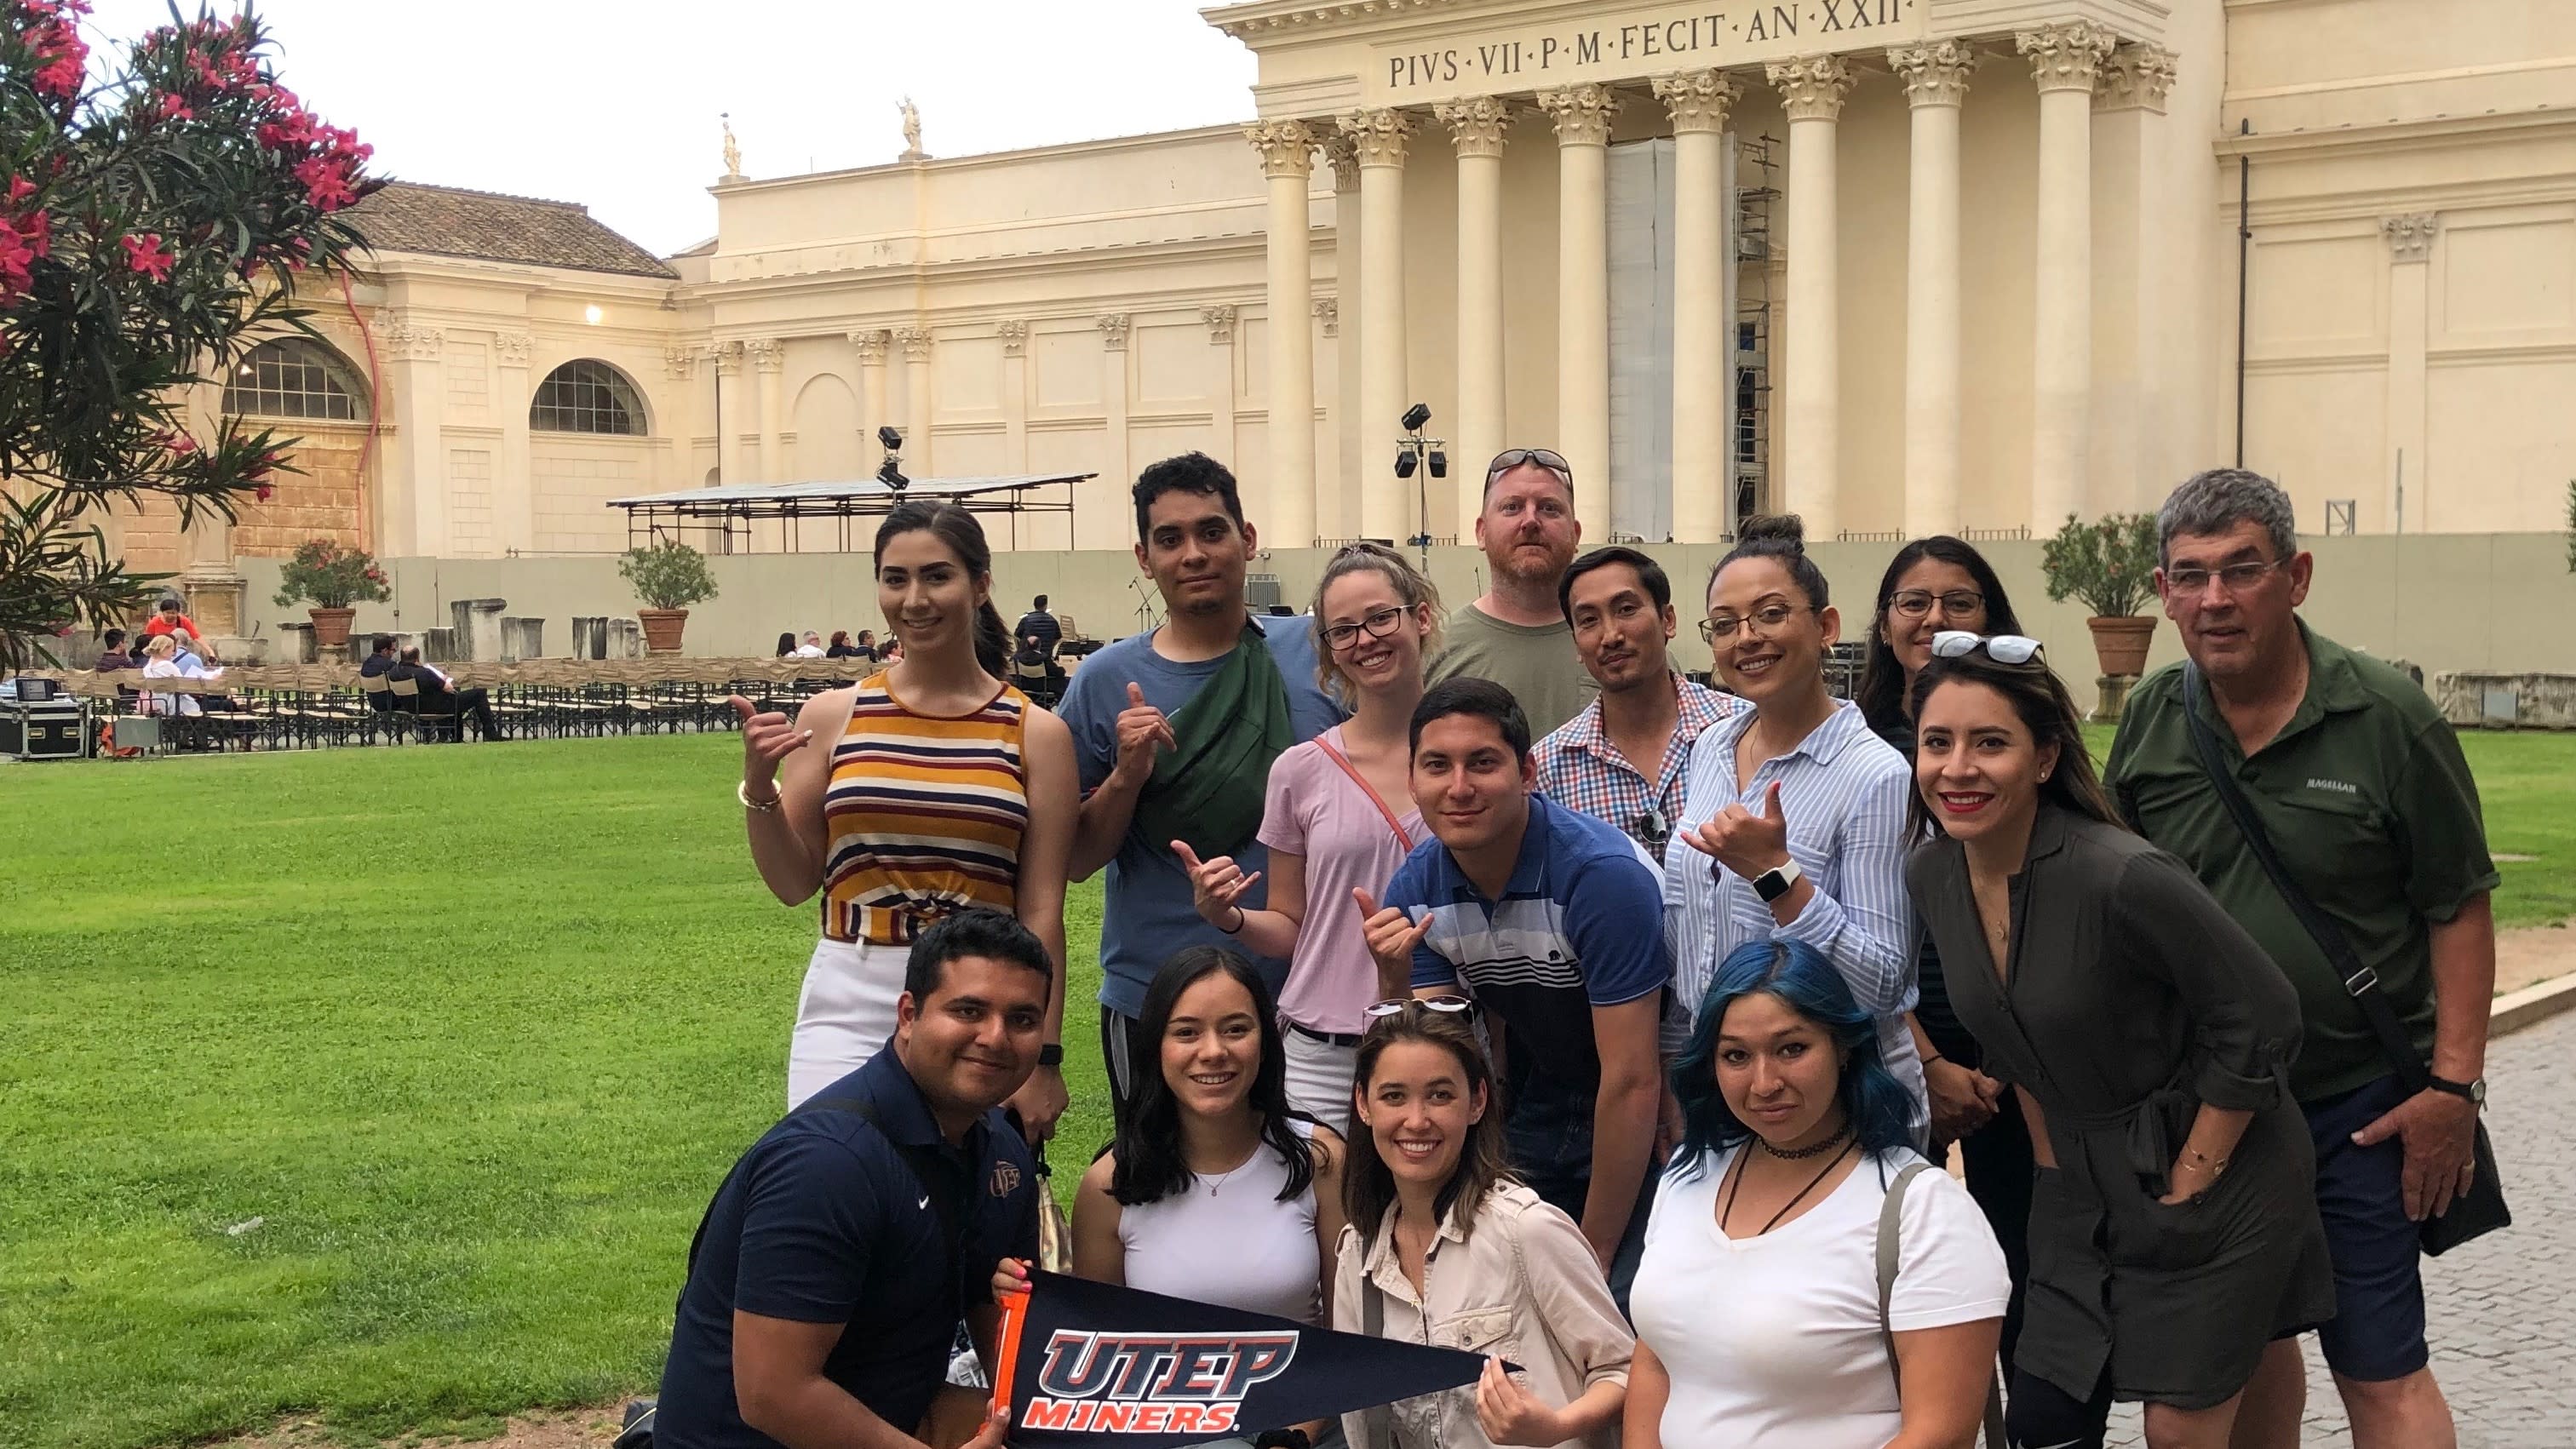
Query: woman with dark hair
823,628,864,659
1852,535,2036,1377
1905,638,2331,1449
1664,515,1925,1138
731,501,1078,1145
1628,937,2006,1449
1175,541,1442,1131
1333,1002,1632,1449
773,631,798,658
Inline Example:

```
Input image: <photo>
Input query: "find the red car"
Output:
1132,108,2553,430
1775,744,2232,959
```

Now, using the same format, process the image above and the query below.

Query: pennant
991,1269,1489,1449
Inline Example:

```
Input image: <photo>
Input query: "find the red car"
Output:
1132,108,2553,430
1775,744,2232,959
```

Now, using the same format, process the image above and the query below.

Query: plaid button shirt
1532,671,1741,858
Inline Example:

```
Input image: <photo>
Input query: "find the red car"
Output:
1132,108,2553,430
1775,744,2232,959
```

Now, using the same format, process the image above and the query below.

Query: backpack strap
806,1094,974,1311
1877,1160,2008,1448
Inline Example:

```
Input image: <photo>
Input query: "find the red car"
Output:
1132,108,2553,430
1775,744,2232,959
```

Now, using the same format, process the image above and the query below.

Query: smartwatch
2426,1074,2486,1108
1753,857,1804,904
1037,1043,1064,1068
1253,1431,1311,1449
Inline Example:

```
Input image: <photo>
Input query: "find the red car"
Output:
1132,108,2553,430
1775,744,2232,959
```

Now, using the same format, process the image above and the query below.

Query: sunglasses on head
1484,448,1572,484
1931,630,2044,665
1363,994,1476,1020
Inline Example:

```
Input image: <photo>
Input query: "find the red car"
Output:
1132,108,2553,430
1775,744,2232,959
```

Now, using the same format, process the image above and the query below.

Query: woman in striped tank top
734,501,1078,1137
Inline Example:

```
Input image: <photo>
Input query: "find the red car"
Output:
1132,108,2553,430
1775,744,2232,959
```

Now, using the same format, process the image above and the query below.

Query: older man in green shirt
2104,467,2497,1449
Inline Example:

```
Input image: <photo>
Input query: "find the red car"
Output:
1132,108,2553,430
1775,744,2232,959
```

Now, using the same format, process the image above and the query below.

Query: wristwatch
1753,857,1804,904
1037,1043,1064,1069
1253,1431,1311,1449
2426,1074,2487,1108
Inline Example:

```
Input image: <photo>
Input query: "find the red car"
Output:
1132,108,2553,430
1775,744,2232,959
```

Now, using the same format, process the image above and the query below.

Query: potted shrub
2041,513,2162,678
272,538,390,648
619,539,718,653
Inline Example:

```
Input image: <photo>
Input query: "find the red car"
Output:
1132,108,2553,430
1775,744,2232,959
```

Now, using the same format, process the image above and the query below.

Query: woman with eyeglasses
1626,938,2007,1449
1333,999,1633,1449
1851,536,2036,1379
1663,515,1926,1140
1000,947,1346,1449
1175,543,1439,1131
1904,637,2330,1449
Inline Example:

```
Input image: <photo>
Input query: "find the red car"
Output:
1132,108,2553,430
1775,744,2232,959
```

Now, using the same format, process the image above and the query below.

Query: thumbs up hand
1108,681,1175,790
730,693,810,790
1678,779,1792,883
1353,887,1437,987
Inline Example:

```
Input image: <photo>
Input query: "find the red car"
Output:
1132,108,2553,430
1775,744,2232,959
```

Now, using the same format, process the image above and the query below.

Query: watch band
1753,857,1803,903
2427,1074,2485,1106
1037,1043,1064,1068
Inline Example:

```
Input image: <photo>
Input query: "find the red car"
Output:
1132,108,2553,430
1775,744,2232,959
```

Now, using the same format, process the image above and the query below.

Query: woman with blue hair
1625,938,2007,1449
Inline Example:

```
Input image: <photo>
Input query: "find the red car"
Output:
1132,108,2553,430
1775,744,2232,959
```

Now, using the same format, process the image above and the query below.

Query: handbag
2179,662,2510,1255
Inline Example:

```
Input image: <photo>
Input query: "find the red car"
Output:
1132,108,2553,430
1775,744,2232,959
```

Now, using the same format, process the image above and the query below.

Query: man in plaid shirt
1533,547,1741,860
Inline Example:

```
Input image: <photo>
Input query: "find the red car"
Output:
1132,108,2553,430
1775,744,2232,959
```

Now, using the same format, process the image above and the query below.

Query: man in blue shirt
655,910,1046,1449
1057,452,1342,1125
1360,678,1670,1304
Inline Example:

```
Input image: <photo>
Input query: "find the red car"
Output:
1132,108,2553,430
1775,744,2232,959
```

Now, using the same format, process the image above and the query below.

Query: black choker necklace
1756,1125,1852,1160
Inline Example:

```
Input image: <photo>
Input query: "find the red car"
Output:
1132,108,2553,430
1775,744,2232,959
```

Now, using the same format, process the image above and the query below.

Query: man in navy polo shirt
656,910,1046,1449
1360,678,1671,1306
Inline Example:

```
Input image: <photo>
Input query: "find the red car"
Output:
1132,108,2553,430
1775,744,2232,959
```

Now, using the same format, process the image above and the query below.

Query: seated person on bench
393,646,501,742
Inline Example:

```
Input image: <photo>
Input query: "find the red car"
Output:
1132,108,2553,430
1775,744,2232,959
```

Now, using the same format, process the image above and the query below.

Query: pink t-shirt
1258,727,1425,1036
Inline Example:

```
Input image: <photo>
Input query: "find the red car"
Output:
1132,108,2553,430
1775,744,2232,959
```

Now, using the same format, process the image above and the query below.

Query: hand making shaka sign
1678,778,1793,883
1172,839,1260,932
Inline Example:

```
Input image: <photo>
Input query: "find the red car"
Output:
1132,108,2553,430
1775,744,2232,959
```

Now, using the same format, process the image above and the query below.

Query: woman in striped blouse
733,501,1079,1140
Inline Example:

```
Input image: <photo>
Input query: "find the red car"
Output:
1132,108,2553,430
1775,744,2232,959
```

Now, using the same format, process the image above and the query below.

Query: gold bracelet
737,780,783,813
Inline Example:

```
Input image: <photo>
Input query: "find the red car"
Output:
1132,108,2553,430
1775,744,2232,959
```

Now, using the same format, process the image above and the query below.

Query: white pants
1282,1025,1358,1137
789,936,906,1108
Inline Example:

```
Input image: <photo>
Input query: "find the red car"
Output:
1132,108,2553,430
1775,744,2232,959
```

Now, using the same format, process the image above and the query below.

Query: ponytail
974,599,1011,679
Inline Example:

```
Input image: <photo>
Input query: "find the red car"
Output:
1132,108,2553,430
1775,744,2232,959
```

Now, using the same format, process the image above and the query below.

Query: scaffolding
1732,131,1779,536
605,472,1088,555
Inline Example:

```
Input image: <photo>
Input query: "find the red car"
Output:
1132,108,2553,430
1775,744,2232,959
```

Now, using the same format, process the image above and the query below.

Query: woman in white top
1334,1002,1631,1449
137,633,202,717
1175,543,1438,1131
1627,937,2007,1449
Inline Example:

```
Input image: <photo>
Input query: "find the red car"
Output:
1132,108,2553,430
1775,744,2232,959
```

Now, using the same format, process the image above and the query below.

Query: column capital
1338,107,1416,167
1766,55,1856,123
997,319,1028,357
2017,20,2116,94
1888,40,1976,108
2383,212,2441,263
892,326,934,361
1311,296,1339,338
1435,95,1513,158
664,345,700,381
1652,70,1740,135
384,312,445,361
1096,312,1131,351
2097,42,2178,113
850,328,891,365
711,340,744,377
1535,83,1620,146
494,331,535,367
744,337,784,373
1322,129,1361,192
1201,305,1238,344
1244,117,1316,180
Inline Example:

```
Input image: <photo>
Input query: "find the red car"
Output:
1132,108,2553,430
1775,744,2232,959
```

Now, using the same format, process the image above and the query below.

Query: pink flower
295,155,357,212
120,232,175,282
255,484,274,502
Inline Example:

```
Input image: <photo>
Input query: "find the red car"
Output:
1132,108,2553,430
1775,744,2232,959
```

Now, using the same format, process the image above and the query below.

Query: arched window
531,359,647,436
223,338,369,421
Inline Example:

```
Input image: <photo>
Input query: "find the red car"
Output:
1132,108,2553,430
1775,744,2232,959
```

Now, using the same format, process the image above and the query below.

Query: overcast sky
83,1,1259,255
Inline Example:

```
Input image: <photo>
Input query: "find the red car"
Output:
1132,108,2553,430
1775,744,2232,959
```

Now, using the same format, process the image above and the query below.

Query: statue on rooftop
720,113,743,180
899,96,925,161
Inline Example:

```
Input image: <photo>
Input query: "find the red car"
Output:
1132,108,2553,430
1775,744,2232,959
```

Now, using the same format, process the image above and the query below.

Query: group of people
778,629,894,662
658,449,2499,1449
357,635,502,741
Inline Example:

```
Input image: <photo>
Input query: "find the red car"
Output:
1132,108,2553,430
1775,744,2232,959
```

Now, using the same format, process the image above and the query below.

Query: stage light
1427,450,1448,478
877,426,904,451
1400,402,1431,432
1394,451,1418,479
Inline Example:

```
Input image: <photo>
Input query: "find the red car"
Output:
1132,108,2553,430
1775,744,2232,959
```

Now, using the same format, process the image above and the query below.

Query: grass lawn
2,726,2569,1449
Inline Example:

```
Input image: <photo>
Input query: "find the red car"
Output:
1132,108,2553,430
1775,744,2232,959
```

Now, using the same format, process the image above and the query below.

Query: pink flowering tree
0,1,377,669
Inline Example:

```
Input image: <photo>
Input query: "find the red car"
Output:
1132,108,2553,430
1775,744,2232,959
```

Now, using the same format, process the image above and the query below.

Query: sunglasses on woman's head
1931,631,2043,665
1363,994,1476,1019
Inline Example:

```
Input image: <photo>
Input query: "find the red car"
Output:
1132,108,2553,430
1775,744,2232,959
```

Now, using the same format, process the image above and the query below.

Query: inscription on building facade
1371,0,1922,101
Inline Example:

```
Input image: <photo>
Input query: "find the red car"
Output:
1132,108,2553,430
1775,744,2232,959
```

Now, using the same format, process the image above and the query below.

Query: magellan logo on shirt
1023,1330,1299,1435
2307,777,2361,797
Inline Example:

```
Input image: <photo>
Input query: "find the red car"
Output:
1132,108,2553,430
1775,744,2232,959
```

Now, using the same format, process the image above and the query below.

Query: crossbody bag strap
1314,730,1415,852
2178,663,2430,1095
806,1094,975,1300
1875,1161,1932,1392
1357,1252,1391,1449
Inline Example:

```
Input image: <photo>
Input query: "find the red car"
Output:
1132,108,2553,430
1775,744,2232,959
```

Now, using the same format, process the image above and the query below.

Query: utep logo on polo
1024,1330,1299,1435
991,1160,1022,1197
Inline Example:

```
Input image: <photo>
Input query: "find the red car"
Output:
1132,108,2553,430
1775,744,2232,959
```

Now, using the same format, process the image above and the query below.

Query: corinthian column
2019,20,2114,532
2095,43,2178,516
1538,83,1618,539
1890,41,1974,537
748,338,784,484
1437,96,1511,543
852,329,891,458
1766,55,1855,536
712,340,746,490
1340,107,1415,543
1247,118,1318,546
895,326,934,473
1655,70,1738,544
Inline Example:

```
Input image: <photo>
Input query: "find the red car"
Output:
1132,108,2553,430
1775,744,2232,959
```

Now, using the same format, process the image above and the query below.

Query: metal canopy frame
605,472,1089,554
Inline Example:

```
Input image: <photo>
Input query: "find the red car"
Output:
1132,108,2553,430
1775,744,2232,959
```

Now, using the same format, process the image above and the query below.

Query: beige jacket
1331,1182,1632,1449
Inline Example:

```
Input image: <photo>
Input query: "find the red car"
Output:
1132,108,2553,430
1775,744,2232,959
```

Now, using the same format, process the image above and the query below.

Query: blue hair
1669,938,1915,1177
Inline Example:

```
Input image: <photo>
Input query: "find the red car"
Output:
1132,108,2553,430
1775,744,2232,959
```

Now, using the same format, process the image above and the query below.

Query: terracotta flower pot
2086,615,2158,678
637,608,690,654
307,606,357,649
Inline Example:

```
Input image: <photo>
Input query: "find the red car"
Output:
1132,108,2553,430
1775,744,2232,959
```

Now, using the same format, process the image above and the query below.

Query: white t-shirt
1631,1144,2007,1449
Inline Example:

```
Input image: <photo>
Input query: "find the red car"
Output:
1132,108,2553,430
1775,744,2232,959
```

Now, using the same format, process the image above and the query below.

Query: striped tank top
820,673,1032,945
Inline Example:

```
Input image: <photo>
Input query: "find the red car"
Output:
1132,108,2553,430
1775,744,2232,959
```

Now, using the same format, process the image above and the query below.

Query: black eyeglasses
1322,604,1412,652
2164,558,2286,595
1700,601,1810,644
1484,448,1573,484
1889,588,1985,621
